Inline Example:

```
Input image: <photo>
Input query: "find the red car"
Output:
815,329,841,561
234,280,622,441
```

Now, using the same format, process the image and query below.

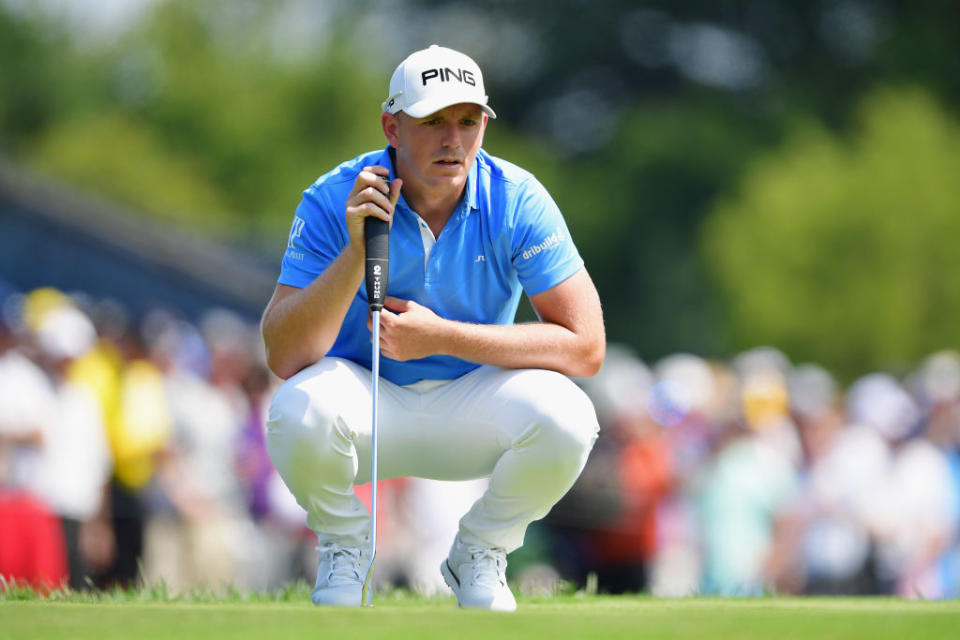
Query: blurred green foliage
0,8,73,147
27,111,235,231
2,0,959,374
703,87,960,378
2,1,388,241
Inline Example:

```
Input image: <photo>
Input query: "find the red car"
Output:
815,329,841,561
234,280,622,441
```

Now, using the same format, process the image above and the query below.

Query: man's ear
381,112,400,147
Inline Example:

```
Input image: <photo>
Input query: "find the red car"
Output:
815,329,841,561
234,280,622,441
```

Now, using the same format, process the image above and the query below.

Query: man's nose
440,122,461,148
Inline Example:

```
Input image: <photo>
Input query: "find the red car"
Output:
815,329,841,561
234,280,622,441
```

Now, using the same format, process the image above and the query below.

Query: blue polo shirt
279,146,584,385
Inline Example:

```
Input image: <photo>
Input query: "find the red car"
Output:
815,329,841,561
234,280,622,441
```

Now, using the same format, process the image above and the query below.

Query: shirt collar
464,152,479,213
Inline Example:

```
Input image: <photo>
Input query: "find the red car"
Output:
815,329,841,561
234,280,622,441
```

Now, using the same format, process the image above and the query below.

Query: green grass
3,583,960,640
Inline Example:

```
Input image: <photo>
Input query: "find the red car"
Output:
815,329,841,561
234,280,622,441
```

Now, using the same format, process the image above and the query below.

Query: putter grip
364,216,389,311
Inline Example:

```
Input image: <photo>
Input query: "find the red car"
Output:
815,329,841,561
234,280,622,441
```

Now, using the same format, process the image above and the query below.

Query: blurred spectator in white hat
29,299,114,589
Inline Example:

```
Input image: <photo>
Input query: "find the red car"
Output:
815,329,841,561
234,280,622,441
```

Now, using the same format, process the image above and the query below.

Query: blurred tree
26,111,235,231
702,87,960,379
0,8,76,151
575,98,773,358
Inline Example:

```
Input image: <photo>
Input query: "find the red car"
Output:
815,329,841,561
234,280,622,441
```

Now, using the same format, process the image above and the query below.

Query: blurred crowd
2,285,959,600
0,285,307,594
543,344,960,600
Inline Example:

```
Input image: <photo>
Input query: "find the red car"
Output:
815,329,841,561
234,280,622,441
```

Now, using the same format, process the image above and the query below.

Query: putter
361,201,390,606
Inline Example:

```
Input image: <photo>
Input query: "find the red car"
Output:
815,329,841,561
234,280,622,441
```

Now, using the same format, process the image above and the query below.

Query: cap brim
403,96,496,119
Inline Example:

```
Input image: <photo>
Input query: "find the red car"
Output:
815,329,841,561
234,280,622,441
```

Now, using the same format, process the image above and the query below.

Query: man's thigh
373,365,593,483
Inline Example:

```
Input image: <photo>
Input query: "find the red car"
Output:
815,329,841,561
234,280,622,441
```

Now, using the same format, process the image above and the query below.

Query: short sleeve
278,187,348,289
510,178,584,296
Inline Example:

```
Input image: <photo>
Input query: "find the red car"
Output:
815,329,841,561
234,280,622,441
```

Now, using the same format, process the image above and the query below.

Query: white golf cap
382,45,496,119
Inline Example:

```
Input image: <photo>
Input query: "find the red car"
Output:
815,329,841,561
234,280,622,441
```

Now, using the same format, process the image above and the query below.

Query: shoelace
466,546,506,588
316,544,362,584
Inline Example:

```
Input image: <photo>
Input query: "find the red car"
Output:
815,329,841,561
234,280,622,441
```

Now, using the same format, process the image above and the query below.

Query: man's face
383,103,487,197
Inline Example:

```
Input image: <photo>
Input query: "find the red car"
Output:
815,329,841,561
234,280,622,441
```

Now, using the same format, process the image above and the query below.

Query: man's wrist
433,317,463,358
341,241,364,264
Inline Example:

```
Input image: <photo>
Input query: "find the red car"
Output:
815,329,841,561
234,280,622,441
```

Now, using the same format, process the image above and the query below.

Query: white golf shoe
441,534,517,612
311,542,364,607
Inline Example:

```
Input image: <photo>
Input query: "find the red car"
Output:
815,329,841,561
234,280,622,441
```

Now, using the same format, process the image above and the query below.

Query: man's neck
395,165,467,236
405,186,463,229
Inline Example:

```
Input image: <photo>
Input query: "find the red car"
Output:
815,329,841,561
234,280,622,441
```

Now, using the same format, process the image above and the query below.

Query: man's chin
427,171,467,190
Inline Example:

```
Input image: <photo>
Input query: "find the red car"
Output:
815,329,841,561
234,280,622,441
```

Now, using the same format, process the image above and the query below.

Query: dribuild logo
521,227,565,260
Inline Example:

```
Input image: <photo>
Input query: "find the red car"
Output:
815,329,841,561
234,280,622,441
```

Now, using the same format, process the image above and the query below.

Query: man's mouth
434,158,462,167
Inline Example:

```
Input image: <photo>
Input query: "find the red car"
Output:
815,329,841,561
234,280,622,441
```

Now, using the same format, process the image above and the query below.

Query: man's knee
511,370,599,460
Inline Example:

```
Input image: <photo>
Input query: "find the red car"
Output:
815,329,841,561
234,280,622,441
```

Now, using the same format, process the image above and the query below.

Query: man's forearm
262,244,365,379
436,320,604,378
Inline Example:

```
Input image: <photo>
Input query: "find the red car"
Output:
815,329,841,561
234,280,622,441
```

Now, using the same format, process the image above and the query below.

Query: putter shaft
362,309,381,606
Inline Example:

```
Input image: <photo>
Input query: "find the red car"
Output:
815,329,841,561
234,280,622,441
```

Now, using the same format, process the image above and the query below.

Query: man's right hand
345,165,402,247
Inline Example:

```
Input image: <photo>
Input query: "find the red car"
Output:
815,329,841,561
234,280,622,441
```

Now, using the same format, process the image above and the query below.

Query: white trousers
266,358,599,553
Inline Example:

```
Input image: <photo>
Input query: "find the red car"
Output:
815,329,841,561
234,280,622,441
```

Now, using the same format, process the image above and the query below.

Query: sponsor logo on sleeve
286,216,306,260
288,217,305,248
520,227,566,261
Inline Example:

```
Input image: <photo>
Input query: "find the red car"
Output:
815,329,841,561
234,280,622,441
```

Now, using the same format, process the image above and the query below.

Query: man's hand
345,166,402,247
368,296,449,361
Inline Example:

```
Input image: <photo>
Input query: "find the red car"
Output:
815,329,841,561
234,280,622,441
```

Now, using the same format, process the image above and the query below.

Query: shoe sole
311,589,363,607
